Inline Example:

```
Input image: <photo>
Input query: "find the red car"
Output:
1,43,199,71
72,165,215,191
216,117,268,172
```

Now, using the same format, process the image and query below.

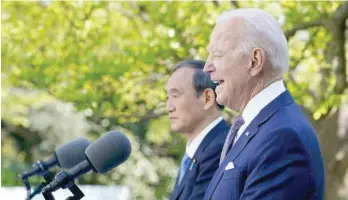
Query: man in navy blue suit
166,60,230,200
202,8,325,200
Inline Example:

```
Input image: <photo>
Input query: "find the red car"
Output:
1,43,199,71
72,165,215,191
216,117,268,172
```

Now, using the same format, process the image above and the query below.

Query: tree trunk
308,106,348,200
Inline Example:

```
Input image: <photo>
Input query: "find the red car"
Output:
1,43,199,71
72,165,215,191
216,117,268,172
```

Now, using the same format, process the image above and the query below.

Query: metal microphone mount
41,169,85,200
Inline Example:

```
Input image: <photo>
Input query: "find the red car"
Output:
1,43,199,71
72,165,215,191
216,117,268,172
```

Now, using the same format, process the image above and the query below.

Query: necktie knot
220,115,245,165
233,115,245,129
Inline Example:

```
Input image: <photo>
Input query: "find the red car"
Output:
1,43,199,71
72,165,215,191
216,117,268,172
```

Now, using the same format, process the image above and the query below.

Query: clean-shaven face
203,18,251,111
166,67,206,133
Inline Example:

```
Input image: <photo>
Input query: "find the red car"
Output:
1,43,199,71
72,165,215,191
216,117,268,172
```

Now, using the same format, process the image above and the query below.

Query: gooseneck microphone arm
28,169,54,199
20,159,56,200
21,156,57,179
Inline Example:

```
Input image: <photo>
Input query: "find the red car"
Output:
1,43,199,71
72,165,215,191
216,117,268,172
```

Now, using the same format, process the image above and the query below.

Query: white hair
217,8,289,74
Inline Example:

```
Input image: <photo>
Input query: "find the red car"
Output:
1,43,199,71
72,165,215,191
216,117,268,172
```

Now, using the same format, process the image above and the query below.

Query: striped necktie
220,116,245,165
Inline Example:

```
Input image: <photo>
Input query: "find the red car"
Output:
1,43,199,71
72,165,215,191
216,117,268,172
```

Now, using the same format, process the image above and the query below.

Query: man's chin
216,95,227,106
170,125,181,133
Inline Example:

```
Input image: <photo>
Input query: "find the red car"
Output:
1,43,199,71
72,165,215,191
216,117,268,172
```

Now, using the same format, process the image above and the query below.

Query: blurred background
1,1,348,200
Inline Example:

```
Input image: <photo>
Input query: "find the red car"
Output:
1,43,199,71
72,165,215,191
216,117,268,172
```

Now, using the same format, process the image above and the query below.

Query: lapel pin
189,158,197,170
245,131,250,136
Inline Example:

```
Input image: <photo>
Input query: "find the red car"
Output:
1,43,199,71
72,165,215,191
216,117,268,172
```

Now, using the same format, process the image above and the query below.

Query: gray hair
174,60,224,110
217,8,289,74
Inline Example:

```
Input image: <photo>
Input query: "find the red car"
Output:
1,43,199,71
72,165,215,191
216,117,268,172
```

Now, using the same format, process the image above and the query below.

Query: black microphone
20,137,91,179
42,131,132,194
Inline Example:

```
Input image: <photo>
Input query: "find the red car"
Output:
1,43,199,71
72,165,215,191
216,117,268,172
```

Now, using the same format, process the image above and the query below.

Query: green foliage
2,1,347,199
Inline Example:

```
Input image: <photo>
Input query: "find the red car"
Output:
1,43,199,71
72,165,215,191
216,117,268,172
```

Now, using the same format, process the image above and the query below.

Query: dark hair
173,60,224,110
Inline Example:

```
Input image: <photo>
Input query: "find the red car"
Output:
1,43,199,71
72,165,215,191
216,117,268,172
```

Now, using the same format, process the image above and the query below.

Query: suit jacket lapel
172,157,197,199
171,120,229,200
205,91,294,199
171,170,182,200
227,91,293,162
198,119,230,153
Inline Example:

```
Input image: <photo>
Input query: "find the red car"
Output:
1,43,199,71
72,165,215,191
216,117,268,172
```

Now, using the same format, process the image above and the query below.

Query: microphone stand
42,182,84,200
66,183,85,200
20,160,54,200
42,170,85,200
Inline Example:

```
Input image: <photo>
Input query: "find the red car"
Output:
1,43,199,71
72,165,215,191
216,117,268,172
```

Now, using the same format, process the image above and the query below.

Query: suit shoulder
202,131,228,157
209,120,230,145
265,103,318,142
255,103,323,169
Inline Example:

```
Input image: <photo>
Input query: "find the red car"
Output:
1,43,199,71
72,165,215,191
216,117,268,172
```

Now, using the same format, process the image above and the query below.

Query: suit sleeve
186,144,223,200
240,128,311,200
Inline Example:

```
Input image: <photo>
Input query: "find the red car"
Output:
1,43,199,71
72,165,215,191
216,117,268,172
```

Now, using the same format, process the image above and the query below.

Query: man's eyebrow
209,45,223,52
166,88,181,93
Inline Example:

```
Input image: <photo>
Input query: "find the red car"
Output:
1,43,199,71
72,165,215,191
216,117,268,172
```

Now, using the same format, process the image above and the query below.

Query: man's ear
202,88,216,110
249,48,265,76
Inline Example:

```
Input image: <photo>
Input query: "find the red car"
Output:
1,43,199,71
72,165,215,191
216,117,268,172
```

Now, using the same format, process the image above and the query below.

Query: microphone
20,137,91,179
42,131,132,194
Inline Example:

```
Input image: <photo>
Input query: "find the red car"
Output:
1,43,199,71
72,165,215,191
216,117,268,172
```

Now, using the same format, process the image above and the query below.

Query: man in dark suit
166,60,230,200
202,8,325,200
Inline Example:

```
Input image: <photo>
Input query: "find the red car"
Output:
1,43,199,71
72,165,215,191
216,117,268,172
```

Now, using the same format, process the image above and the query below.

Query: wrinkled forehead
208,19,244,52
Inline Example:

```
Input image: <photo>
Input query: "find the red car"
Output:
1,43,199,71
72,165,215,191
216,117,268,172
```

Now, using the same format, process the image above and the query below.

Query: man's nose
203,56,213,73
166,101,175,112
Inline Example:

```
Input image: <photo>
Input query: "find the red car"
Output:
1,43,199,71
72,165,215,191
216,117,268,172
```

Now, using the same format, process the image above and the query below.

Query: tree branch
212,0,220,8
284,19,323,40
230,1,240,8
137,111,167,122
287,30,319,100
287,72,317,100
320,2,348,95
129,2,150,22
313,2,348,120
333,1,348,24
100,110,167,127
290,29,318,71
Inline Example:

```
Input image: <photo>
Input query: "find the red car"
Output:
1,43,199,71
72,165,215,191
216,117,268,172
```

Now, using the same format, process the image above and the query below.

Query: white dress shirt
233,80,286,145
186,116,223,158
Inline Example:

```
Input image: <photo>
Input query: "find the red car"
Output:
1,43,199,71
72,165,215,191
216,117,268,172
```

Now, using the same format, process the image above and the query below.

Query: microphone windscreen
55,137,90,169
85,131,132,173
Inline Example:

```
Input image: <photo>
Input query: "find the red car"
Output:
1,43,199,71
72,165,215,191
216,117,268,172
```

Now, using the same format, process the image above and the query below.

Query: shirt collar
185,116,223,158
242,80,286,126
